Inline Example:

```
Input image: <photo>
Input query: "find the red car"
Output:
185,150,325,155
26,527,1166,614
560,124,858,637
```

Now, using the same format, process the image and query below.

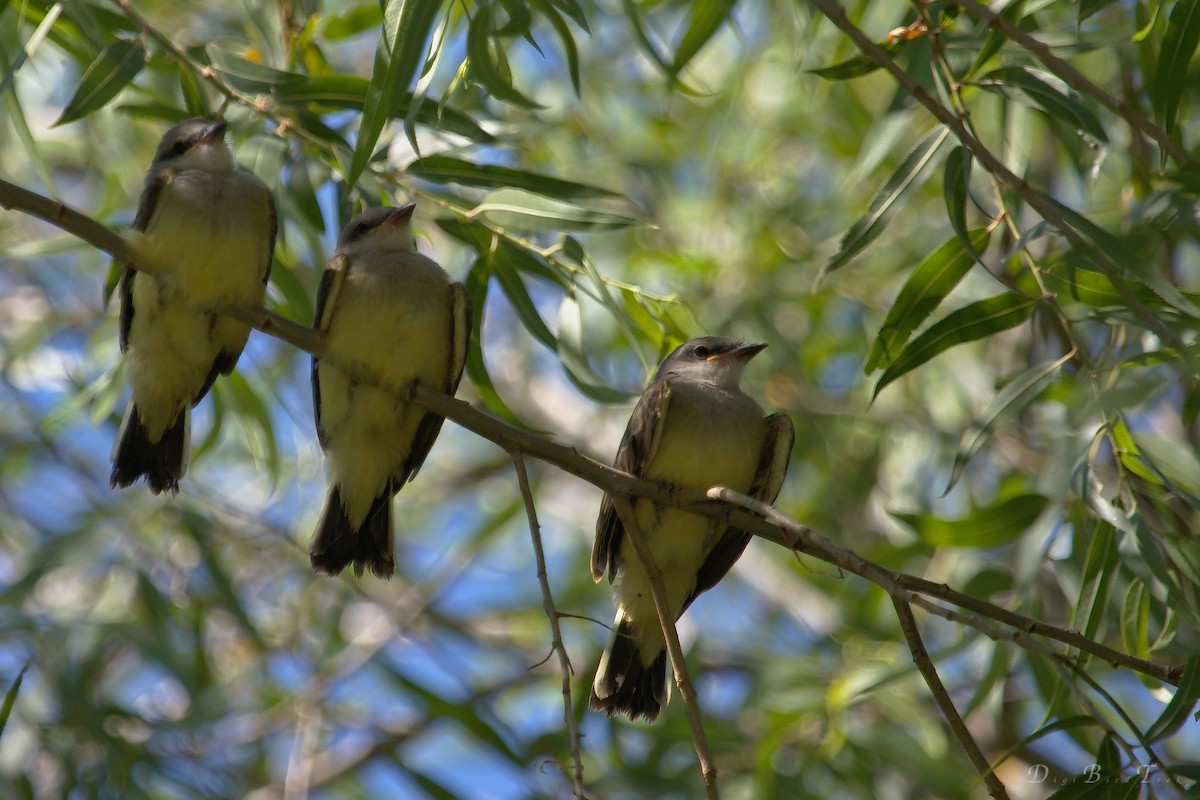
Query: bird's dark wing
262,190,277,286
310,264,341,448
120,171,170,353
591,379,672,583
687,411,795,605
402,282,472,481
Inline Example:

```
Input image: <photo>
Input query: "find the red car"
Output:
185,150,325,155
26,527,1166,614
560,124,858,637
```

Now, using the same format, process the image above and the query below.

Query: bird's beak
383,203,416,229
201,120,228,143
719,342,768,362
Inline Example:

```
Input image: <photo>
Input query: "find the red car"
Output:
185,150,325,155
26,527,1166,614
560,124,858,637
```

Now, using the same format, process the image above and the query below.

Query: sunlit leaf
669,0,735,76
205,44,304,92
472,187,642,231
977,66,1108,144
557,296,635,403
466,3,542,109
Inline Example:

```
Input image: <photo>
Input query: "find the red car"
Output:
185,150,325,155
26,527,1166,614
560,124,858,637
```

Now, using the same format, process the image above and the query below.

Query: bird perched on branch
309,204,471,579
111,118,276,494
590,337,794,721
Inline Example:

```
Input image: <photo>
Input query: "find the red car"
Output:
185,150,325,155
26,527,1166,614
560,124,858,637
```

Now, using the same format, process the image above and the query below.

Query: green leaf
347,0,443,188
823,126,950,277
1153,0,1200,138
669,0,736,76
977,66,1109,144
1121,579,1151,660
808,47,896,80
530,0,580,92
54,38,146,126
548,0,590,31
943,147,983,265
965,0,1025,80
0,663,28,738
323,3,384,39
466,4,542,109
557,296,635,403
488,250,557,350
946,356,1066,492
891,493,1048,548
407,155,620,199
873,292,1038,397
865,228,991,373
205,45,304,92
462,258,537,428
472,187,642,231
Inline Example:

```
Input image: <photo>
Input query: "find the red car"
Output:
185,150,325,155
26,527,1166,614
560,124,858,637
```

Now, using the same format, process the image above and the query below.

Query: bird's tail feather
110,403,186,495
310,485,395,578
589,611,668,722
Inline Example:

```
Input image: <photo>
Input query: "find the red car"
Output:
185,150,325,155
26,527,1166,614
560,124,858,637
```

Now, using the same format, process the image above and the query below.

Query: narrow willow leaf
1121,579,1151,659
549,0,590,31
205,45,304,92
462,259,537,428
473,188,642,231
866,230,990,373
977,66,1108,144
54,38,146,126
946,356,1066,492
1146,654,1200,741
943,147,982,265
348,0,443,188
1153,0,1200,138
466,4,542,109
1077,520,1118,641
1132,433,1200,506
408,155,619,198
178,63,208,117
809,46,897,80
669,0,735,76
892,493,1048,548
873,292,1036,397
1080,0,1121,23
0,664,28,738
530,0,580,92
323,3,384,39
557,296,634,403
824,126,950,277
488,250,557,350
965,0,1026,80
222,371,279,481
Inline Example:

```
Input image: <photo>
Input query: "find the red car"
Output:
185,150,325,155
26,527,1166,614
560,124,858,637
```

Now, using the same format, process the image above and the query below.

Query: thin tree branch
509,449,585,798
892,597,1010,799
951,0,1192,169
611,496,718,799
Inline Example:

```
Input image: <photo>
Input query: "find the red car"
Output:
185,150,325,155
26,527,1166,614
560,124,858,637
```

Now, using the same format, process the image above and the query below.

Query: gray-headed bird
589,337,794,721
310,204,471,578
111,118,276,494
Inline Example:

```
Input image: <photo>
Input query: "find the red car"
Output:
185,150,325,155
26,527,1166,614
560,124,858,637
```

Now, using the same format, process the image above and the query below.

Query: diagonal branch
611,496,718,799
891,597,1009,799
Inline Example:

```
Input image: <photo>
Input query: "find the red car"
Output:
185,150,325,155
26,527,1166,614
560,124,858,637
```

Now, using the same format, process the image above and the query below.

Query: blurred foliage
2,0,1200,797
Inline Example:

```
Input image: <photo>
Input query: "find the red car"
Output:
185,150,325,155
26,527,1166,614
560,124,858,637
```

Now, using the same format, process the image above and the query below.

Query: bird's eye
693,345,711,358
354,222,370,236
169,141,189,156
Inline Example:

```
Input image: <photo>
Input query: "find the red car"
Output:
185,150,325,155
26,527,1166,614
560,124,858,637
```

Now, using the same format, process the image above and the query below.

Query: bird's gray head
152,119,233,172
656,336,768,389
336,204,417,256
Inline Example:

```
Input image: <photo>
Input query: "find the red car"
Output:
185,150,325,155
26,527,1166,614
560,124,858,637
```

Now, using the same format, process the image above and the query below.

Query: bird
589,336,794,722
309,204,471,579
110,118,276,494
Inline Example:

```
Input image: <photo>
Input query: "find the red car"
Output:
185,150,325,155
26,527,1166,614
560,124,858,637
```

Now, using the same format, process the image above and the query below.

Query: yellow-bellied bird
590,337,794,721
309,204,470,578
111,119,276,494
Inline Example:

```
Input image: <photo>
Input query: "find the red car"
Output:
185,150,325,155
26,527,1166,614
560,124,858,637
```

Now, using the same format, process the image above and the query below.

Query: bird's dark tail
310,485,395,578
589,611,668,722
110,404,186,495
